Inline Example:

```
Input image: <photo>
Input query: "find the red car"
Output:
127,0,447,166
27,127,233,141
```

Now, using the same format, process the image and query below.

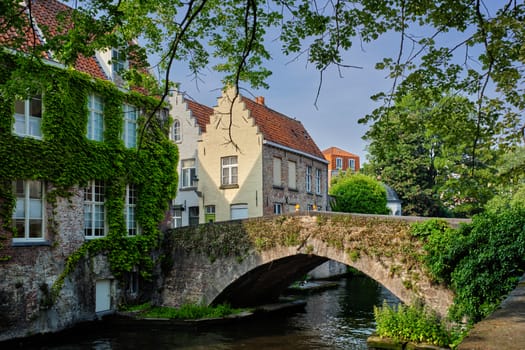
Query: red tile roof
1,0,108,80
241,96,325,160
31,0,108,80
322,146,360,159
186,99,213,133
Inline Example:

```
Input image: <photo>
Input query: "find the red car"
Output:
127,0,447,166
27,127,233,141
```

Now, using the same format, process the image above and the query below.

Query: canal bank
458,273,525,350
1,275,400,349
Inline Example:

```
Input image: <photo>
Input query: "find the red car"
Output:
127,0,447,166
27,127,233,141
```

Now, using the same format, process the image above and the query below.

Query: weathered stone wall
0,186,121,342
262,144,329,215
162,214,461,317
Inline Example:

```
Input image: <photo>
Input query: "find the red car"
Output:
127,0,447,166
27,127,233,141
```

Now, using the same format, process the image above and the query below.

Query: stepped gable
186,99,213,133
241,96,325,160
322,146,359,158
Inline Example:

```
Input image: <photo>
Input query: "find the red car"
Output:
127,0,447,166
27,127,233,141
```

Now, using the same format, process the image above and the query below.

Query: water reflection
20,275,400,350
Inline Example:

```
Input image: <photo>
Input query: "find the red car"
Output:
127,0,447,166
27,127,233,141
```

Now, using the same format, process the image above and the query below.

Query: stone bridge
158,212,470,317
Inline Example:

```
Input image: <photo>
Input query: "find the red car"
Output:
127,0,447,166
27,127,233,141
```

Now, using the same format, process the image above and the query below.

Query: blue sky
168,33,399,164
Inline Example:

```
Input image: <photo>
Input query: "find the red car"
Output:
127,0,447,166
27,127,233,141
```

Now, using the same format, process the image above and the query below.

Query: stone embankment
458,273,525,350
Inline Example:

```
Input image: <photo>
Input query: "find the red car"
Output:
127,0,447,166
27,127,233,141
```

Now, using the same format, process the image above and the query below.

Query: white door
230,204,248,220
95,279,111,312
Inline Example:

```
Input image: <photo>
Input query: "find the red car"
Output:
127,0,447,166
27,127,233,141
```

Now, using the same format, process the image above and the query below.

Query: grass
120,302,249,320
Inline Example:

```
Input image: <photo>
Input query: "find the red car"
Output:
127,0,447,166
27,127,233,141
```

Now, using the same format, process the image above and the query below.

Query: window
12,180,45,241
125,184,139,236
335,157,343,169
273,157,282,187
112,48,127,80
273,203,283,214
306,166,312,193
189,206,199,226
221,156,238,186
315,168,322,194
84,180,106,238
172,208,182,228
123,104,138,148
87,94,104,141
181,159,196,188
349,159,356,171
230,204,248,220
14,95,42,139
205,205,216,223
172,119,181,142
128,270,139,295
288,161,296,190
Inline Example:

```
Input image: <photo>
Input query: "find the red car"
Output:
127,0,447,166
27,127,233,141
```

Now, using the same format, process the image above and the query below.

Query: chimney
256,96,265,105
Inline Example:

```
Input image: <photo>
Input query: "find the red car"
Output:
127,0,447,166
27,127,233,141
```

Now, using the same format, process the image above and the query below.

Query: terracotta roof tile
31,0,108,80
0,6,44,53
241,96,325,160
186,99,213,133
322,146,360,158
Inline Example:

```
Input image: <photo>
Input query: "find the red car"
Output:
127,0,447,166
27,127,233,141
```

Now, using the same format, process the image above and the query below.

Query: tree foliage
329,172,389,214
2,1,525,212
3,1,525,118
363,92,501,217
411,207,525,323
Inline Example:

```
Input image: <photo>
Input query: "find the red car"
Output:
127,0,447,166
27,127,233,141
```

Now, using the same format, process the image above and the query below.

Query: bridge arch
160,213,464,317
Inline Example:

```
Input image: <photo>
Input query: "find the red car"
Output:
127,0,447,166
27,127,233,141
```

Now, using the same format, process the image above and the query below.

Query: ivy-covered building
0,0,177,341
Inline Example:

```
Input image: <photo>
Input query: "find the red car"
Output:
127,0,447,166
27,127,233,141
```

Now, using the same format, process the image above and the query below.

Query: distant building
322,146,361,185
383,184,402,216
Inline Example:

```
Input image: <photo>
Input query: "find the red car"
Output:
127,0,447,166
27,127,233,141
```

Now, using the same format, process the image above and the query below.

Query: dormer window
111,48,127,81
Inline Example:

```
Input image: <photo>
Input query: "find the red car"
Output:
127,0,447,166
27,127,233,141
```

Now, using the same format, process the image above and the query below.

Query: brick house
197,88,329,222
169,92,213,227
322,146,361,185
0,1,176,341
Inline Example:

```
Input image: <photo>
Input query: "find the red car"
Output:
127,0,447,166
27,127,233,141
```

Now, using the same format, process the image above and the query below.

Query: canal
21,274,400,349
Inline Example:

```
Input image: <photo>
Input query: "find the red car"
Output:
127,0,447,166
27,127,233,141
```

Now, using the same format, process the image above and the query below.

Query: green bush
410,209,525,323
374,302,465,348
329,173,389,214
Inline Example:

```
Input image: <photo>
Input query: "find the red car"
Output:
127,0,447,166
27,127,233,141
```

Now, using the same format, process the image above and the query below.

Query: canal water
22,275,400,349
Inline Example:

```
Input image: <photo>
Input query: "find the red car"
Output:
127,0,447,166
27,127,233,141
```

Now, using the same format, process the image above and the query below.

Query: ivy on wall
0,52,178,296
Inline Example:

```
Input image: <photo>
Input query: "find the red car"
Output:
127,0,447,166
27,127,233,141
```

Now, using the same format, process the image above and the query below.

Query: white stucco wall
169,92,204,226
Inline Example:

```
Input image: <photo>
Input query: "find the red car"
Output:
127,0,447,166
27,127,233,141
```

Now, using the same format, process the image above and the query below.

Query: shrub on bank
374,302,465,348
121,302,248,320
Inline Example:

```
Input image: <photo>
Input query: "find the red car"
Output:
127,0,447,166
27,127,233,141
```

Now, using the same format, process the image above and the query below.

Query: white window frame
123,104,138,148
172,208,182,228
111,48,128,80
14,95,43,139
288,161,296,190
172,119,181,142
335,157,343,170
306,166,312,193
84,180,106,238
315,168,322,194
349,159,356,171
12,180,45,242
221,156,238,186
273,157,282,187
87,94,104,141
273,203,283,215
181,159,196,188
125,184,140,236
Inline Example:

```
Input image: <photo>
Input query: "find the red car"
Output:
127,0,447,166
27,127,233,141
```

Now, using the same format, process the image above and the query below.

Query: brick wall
262,144,328,216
